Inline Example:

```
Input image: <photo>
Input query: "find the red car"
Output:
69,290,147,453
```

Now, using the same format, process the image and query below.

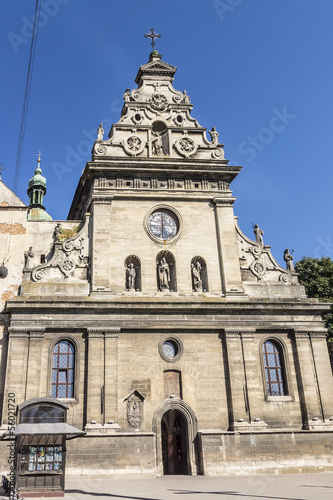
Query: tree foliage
295,257,333,361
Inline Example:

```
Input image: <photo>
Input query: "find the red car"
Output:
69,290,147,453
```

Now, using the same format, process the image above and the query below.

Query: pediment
135,59,177,84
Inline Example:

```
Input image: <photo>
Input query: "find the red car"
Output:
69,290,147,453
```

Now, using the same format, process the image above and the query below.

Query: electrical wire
12,0,42,194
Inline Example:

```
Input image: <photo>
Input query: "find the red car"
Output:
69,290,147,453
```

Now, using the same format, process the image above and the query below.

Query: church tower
1,36,333,481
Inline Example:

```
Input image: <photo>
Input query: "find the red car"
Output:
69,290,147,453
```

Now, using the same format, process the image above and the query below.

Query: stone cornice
294,330,327,339
91,194,114,204
213,197,236,207
87,327,121,338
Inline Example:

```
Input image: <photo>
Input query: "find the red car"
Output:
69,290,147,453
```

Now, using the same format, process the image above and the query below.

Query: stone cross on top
144,28,161,51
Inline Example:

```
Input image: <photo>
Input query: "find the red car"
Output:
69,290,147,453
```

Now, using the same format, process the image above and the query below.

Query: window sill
56,398,78,405
266,396,294,402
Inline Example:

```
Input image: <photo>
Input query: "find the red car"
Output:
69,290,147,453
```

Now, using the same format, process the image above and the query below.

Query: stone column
213,198,244,295
25,329,45,400
293,331,322,428
3,329,29,422
104,328,120,424
86,328,104,425
309,331,333,421
223,330,247,429
91,195,114,292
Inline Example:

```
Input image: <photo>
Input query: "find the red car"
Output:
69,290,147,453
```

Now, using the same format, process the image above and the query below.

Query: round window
148,209,179,241
159,336,183,363
162,340,178,359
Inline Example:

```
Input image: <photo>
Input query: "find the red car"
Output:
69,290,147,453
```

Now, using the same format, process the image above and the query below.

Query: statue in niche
152,131,163,155
24,247,34,269
158,257,170,290
253,224,264,246
183,90,191,104
123,88,131,101
97,123,104,141
126,263,136,290
192,261,203,291
209,127,219,146
283,249,295,273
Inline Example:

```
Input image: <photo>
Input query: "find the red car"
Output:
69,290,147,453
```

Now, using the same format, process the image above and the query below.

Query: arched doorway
161,409,188,475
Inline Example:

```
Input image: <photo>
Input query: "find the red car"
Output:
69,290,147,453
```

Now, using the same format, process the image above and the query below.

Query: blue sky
1,0,333,266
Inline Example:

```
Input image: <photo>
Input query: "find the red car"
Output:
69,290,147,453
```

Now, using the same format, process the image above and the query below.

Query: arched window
51,340,75,399
262,340,286,396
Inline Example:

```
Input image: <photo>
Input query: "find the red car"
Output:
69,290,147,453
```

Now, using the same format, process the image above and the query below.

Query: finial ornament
37,150,43,164
0,164,4,180
144,28,161,51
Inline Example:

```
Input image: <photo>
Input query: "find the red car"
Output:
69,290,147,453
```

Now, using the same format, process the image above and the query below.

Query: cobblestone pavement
1,472,333,500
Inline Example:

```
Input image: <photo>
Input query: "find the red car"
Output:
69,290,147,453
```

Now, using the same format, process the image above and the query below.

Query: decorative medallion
123,135,145,156
59,258,75,278
149,92,168,112
95,145,107,155
174,136,197,158
250,260,266,280
132,90,142,101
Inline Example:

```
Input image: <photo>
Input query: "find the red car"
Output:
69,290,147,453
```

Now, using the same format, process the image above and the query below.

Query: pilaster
213,198,244,295
86,327,120,430
293,330,323,428
4,328,29,421
223,330,246,429
91,195,114,292
25,328,45,400
308,331,333,424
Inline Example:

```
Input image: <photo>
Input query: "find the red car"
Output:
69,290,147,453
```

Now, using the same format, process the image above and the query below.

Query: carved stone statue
97,123,104,141
209,127,219,146
158,257,170,290
126,263,136,290
183,90,191,104
283,249,295,273
192,261,203,291
253,224,264,246
123,88,131,101
24,247,34,269
54,223,62,241
152,132,163,155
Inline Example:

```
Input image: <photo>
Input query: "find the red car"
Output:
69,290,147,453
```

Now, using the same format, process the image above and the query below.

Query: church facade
1,49,333,479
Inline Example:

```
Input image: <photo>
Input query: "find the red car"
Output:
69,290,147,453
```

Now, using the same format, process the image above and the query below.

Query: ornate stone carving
158,257,170,291
24,247,34,269
124,390,145,428
126,263,136,290
123,88,131,101
95,145,107,155
191,261,203,291
31,215,90,282
250,260,266,280
209,127,219,145
182,90,191,104
123,135,145,156
149,92,168,112
279,273,290,284
97,123,104,141
253,224,264,246
211,148,224,159
283,249,295,273
175,136,197,158
152,132,163,155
